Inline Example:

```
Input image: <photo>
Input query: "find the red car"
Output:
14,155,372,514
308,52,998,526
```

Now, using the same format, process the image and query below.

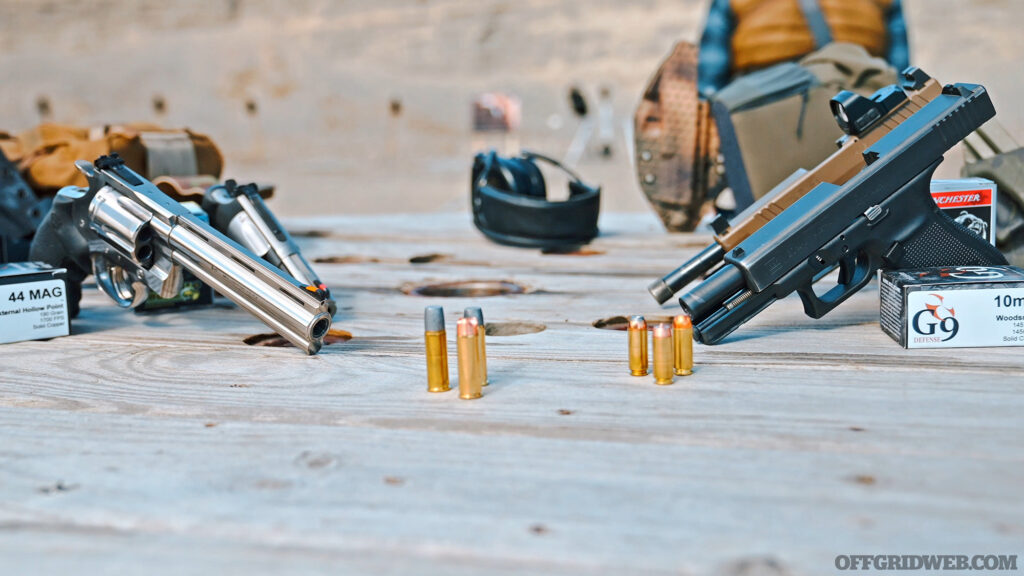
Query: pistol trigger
837,255,856,285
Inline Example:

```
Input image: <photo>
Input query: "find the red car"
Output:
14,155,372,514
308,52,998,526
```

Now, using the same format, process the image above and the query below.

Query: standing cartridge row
424,305,488,400
426,307,693,395
628,314,694,385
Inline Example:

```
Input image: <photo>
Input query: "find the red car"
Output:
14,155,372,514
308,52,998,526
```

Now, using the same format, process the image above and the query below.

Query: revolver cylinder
89,187,156,267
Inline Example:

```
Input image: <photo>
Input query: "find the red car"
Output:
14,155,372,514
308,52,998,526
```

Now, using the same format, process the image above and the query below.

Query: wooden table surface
2,212,1022,575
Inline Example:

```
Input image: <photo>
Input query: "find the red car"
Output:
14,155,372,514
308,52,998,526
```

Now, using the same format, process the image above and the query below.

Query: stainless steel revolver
29,154,333,354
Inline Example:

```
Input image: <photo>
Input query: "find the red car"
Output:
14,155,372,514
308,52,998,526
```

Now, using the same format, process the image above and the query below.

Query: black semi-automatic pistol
678,82,1007,344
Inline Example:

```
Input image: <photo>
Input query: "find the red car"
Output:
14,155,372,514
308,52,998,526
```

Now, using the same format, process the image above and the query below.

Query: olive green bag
710,42,897,210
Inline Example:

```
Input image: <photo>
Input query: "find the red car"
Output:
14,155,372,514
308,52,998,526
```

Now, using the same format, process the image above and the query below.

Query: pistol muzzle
650,244,726,304
678,264,746,324
647,279,674,305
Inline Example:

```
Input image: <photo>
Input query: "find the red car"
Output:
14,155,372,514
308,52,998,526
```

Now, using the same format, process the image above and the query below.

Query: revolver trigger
91,255,149,309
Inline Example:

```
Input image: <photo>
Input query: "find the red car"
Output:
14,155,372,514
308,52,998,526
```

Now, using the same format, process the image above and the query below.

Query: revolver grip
891,204,1007,269
28,191,91,317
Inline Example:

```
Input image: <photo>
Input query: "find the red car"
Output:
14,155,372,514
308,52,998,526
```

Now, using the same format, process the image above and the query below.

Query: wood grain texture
1,212,1022,575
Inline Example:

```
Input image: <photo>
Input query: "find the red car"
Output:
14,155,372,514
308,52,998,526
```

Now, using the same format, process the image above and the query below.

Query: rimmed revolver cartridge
424,306,450,393
652,323,675,385
673,314,694,376
464,307,489,386
628,315,649,376
456,317,483,400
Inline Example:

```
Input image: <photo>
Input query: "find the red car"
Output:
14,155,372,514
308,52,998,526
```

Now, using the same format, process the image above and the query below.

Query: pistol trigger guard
91,254,148,309
798,251,879,319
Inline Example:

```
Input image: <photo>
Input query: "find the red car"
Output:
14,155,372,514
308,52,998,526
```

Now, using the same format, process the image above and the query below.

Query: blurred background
1,0,1021,217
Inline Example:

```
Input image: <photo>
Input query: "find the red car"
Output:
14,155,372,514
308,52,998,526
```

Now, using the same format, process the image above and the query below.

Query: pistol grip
890,205,1007,269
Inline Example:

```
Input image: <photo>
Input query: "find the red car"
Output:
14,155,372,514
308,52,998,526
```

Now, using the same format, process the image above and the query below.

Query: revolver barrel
165,216,333,354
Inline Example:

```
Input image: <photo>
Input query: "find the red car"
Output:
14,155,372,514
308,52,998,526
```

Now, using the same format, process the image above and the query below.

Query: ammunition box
0,262,70,344
930,178,997,245
880,266,1024,348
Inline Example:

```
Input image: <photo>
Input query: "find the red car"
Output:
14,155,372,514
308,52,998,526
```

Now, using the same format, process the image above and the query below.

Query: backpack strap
796,0,833,49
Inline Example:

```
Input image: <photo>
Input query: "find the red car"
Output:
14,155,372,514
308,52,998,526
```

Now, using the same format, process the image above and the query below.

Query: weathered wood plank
1,212,1022,575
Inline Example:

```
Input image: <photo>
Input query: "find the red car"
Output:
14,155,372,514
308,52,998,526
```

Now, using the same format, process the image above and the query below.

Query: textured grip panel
27,195,90,317
897,208,1007,269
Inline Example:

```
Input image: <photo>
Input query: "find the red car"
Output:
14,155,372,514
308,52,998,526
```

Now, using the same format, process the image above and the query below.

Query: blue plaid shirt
697,0,910,98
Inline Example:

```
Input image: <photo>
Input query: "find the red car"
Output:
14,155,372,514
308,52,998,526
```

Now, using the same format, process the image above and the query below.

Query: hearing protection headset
471,150,601,249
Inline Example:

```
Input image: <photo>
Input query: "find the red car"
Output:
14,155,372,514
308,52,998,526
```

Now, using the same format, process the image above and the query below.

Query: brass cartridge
456,318,482,400
628,315,649,376
673,314,694,376
464,316,485,391
652,323,674,385
424,306,450,392
464,307,489,386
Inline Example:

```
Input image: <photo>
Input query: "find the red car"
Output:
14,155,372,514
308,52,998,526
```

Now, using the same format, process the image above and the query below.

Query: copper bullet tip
464,307,484,325
653,323,672,338
628,315,647,330
673,314,692,329
457,317,477,337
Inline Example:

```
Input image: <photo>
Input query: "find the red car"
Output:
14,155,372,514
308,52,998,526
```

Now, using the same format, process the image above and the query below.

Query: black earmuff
471,150,601,249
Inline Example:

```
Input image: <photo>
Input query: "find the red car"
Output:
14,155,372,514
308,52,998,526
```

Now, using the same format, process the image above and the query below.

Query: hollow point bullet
456,317,483,400
673,314,694,376
628,315,649,376
424,306,450,393
464,316,485,391
652,323,674,385
464,307,489,386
